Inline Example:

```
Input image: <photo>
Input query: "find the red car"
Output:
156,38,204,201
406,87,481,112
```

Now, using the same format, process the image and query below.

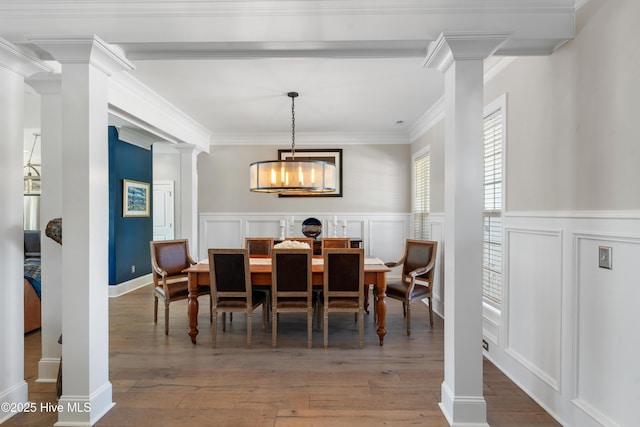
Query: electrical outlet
482,339,489,351
131,265,136,273
599,246,612,269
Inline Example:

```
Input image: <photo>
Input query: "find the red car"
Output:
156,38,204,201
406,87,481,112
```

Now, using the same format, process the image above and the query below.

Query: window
483,106,504,304
413,148,430,240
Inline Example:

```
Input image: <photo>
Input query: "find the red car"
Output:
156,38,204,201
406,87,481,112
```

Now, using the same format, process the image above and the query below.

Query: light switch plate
599,246,612,269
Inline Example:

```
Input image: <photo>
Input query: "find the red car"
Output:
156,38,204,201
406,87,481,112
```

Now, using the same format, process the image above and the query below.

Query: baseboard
108,274,152,298
37,358,61,383
0,381,29,424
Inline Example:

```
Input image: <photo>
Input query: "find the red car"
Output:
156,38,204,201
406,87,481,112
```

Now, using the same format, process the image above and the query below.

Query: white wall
198,143,411,213
428,1,640,426
484,0,640,212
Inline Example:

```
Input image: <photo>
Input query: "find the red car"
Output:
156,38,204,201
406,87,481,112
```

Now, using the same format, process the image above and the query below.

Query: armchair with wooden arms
381,239,437,336
150,239,211,335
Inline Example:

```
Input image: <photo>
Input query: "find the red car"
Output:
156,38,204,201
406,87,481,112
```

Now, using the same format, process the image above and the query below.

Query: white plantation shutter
414,152,430,240
483,110,503,304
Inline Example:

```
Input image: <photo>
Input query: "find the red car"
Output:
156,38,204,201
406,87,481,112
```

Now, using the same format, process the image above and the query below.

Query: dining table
184,256,391,345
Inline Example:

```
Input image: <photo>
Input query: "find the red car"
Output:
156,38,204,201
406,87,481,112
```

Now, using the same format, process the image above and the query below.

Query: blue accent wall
108,126,153,285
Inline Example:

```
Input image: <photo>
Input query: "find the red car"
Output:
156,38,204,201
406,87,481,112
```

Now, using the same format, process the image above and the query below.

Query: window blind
414,152,430,240
483,110,503,304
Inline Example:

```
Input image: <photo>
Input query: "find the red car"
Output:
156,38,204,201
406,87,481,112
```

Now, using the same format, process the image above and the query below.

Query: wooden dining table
184,257,391,345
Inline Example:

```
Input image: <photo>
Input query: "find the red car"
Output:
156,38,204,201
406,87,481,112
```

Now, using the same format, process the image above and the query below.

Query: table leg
187,273,199,344
364,285,370,314
374,274,387,345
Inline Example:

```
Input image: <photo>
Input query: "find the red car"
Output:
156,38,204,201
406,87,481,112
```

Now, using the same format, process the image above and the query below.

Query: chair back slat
273,250,312,293
211,252,249,293
326,252,362,293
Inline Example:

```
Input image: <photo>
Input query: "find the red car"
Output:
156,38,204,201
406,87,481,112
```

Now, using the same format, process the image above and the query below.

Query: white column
424,33,506,427
26,73,64,383
30,35,134,426
174,145,201,258
0,39,51,424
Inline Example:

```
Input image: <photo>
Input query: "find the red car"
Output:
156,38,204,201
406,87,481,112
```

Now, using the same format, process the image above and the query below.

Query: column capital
27,34,134,76
424,32,509,73
26,72,61,94
0,38,52,77
173,143,206,156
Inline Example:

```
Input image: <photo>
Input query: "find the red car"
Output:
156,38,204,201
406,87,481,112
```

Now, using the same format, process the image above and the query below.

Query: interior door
152,181,174,241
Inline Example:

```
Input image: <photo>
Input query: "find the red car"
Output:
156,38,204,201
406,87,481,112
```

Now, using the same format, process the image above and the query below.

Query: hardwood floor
11,285,560,427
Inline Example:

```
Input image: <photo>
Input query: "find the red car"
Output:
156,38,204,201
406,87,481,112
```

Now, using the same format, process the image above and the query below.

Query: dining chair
320,237,350,253
150,239,211,335
244,237,275,317
271,247,314,348
380,239,437,335
245,237,274,257
323,248,365,348
208,248,267,348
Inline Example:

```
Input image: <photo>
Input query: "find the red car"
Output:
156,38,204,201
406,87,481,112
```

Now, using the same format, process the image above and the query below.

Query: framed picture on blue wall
123,179,150,217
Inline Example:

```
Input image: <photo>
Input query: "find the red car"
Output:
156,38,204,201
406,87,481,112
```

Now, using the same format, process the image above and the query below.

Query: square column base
439,381,489,427
55,382,114,426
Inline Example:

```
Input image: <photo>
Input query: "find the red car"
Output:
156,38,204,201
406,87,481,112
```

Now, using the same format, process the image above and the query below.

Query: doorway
152,181,174,241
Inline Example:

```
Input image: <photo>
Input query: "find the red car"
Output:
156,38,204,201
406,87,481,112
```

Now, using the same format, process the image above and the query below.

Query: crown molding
484,56,517,82
0,38,52,77
210,131,410,146
408,96,445,142
108,72,211,152
25,72,61,94
0,1,578,18
574,0,589,10
116,126,160,150
27,35,134,76
424,32,509,72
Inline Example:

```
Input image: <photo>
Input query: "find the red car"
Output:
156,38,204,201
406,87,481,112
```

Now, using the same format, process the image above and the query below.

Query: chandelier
249,92,336,194
24,133,41,195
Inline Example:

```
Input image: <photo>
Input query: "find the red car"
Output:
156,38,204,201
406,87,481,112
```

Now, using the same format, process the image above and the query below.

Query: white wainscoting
199,212,412,264
504,226,563,392
483,212,640,427
428,213,445,317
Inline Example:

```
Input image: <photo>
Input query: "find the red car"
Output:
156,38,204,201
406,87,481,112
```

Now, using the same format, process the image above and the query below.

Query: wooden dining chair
320,237,350,253
208,248,267,348
150,239,211,335
245,237,274,257
271,248,313,348
380,239,437,335
323,248,365,348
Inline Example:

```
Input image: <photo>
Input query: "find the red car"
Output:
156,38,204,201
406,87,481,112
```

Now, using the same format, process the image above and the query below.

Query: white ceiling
7,0,576,148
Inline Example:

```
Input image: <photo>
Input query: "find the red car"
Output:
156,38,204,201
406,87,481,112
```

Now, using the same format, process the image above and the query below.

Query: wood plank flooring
10,285,560,426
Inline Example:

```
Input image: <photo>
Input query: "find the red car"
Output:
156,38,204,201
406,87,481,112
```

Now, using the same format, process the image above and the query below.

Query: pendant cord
290,95,296,159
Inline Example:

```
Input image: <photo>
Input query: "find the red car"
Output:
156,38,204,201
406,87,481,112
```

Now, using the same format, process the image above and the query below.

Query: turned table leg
187,273,199,344
375,274,387,345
